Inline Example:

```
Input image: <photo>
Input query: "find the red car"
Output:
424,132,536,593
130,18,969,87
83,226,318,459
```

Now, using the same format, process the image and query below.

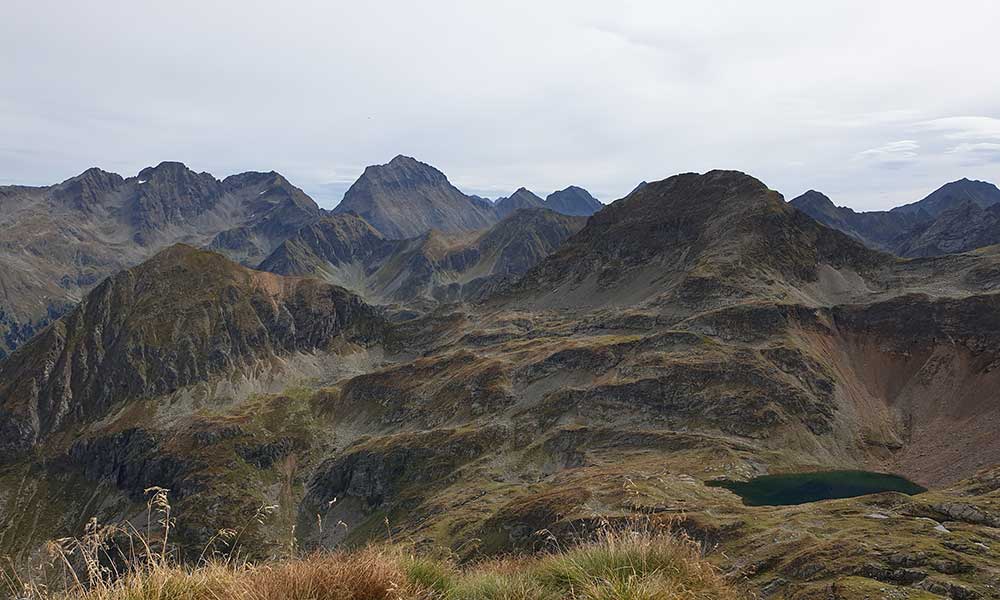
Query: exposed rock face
126,162,225,240
544,185,604,216
0,245,384,456
49,167,126,212
0,163,322,357
258,214,392,277
207,171,323,264
494,188,545,219
332,155,498,239
261,208,585,305
62,428,196,499
791,179,1000,257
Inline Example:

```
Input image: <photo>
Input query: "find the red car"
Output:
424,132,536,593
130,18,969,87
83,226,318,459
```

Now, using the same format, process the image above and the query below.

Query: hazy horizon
3,1,998,211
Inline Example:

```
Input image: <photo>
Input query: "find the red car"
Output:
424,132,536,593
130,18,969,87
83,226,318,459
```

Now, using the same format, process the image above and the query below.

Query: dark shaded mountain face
257,214,392,278
894,202,1000,257
495,186,604,219
893,177,1000,217
332,155,498,239
504,170,889,310
791,178,1000,257
544,185,604,216
789,190,925,250
261,208,586,305
0,163,321,357
208,171,323,264
494,187,545,219
0,244,384,457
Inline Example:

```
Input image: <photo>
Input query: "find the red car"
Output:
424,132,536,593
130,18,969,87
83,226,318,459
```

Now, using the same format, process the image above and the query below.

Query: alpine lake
707,470,927,506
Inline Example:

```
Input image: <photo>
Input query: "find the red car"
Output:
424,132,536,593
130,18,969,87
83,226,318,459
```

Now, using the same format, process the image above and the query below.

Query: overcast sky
2,1,999,210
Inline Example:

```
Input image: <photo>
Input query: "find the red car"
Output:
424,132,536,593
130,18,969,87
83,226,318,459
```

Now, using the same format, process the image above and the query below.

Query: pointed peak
544,185,603,216
388,154,419,166
79,166,119,178
222,170,290,189
352,156,452,193
135,161,207,182
59,166,123,186
893,176,1000,217
627,181,649,197
791,190,834,204
506,187,543,201
51,167,125,209
140,160,190,173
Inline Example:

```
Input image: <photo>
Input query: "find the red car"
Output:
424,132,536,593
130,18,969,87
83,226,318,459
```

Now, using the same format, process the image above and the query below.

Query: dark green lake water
706,470,927,506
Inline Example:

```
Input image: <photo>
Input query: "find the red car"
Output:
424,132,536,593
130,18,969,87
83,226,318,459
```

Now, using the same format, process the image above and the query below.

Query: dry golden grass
9,534,747,600
4,489,749,600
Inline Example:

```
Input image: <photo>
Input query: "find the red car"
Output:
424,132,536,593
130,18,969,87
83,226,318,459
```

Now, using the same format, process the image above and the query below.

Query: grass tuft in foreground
9,531,747,600
5,488,748,600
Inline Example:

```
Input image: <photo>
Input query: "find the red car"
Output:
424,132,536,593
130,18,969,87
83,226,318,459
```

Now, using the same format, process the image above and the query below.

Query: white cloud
947,142,1000,153
945,142,1000,164
856,140,920,165
917,116,1000,141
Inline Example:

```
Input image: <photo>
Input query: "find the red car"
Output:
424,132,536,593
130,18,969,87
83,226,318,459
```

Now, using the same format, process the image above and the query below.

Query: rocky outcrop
62,428,197,499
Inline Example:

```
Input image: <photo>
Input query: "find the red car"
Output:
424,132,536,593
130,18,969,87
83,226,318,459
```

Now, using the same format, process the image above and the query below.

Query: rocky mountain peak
791,190,836,209
51,167,125,210
544,185,603,216
126,163,225,239
893,177,1000,217
135,161,210,183
364,155,450,186
793,177,1000,257
502,169,885,309
333,156,497,239
495,187,545,218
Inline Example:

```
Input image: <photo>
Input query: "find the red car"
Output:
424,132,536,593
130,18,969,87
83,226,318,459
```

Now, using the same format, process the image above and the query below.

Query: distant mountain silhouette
791,178,1000,256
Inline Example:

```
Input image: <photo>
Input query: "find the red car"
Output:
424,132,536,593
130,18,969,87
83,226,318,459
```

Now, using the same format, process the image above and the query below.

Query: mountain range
0,155,602,358
791,178,1000,257
493,185,603,219
3,161,1000,598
